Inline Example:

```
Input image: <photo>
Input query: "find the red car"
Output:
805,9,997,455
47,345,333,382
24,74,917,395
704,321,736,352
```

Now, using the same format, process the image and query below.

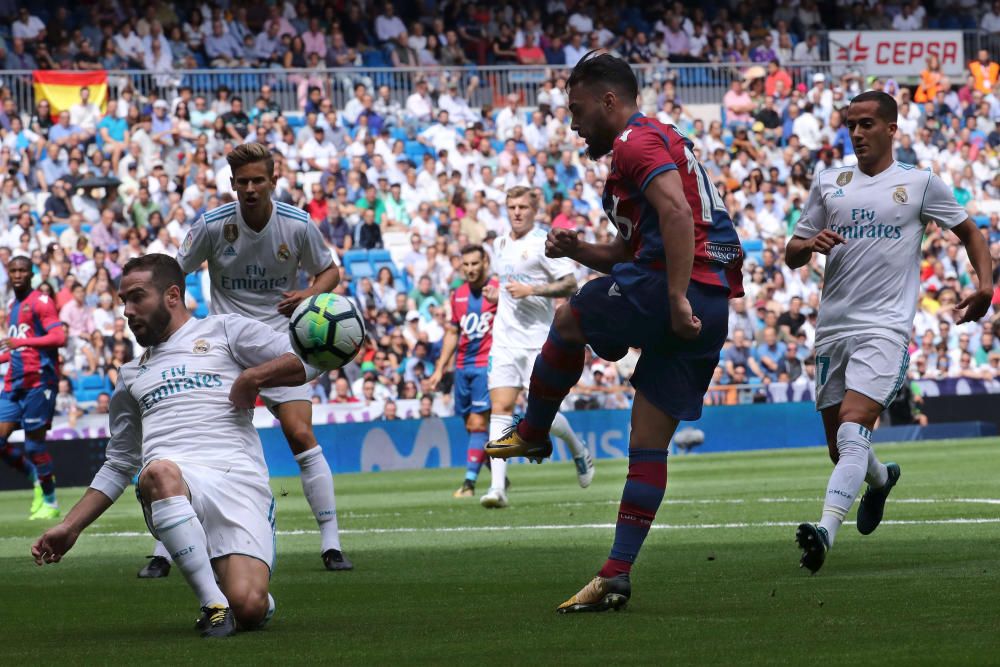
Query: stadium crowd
0,2,998,421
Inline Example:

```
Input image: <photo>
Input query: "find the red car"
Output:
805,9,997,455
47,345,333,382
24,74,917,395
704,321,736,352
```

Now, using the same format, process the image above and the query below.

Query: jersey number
460,312,493,340
607,194,635,240
681,141,726,223
8,324,29,339
816,355,830,386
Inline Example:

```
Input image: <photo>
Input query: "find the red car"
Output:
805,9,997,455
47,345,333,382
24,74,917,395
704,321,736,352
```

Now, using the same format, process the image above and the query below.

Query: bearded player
0,256,67,519
487,52,744,611
428,244,498,497
135,142,349,575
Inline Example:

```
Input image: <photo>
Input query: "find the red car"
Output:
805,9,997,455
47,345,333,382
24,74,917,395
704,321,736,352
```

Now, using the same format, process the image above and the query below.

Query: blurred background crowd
0,0,998,423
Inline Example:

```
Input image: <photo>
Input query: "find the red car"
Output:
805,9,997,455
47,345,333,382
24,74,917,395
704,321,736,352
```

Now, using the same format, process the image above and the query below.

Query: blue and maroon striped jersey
451,278,498,369
5,290,62,391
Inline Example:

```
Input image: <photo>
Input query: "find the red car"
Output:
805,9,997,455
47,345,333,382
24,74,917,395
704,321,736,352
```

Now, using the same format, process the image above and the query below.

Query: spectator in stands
92,392,111,415
723,79,755,130
970,49,1000,95
354,208,383,250
205,20,246,68
60,282,95,342
753,326,786,381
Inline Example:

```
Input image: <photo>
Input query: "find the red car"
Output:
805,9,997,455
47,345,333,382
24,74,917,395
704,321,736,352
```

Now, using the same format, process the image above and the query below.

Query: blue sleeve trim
640,163,677,192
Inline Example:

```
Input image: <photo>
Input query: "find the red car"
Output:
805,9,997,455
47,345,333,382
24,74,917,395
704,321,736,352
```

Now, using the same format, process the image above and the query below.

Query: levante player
486,52,744,612
429,244,499,497
0,255,67,519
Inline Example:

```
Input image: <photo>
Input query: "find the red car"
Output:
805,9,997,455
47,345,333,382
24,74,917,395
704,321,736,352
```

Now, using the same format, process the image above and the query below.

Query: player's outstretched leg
456,428,487,497
798,421,872,573
0,436,40,515
295,446,352,571
138,540,173,578
857,460,901,535
140,461,233,637
487,309,585,461
25,436,59,520
551,412,594,488
559,393,671,613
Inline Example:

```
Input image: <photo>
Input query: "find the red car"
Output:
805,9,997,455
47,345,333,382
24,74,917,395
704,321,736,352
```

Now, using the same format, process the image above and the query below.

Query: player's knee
284,425,317,453
138,460,185,499
553,304,584,344
230,588,269,629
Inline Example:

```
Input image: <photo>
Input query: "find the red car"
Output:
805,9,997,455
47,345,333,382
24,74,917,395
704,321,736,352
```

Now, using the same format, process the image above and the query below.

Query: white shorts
488,346,540,391
260,384,312,412
140,461,276,571
814,336,910,411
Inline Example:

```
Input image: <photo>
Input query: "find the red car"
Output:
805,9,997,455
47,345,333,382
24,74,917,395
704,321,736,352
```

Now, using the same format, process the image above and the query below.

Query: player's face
120,270,174,347
568,83,614,159
7,261,31,291
461,250,488,286
505,195,536,236
231,160,277,211
846,101,896,165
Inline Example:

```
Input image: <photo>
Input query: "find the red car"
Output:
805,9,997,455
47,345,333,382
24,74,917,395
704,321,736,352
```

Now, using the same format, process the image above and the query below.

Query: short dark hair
566,51,638,103
8,255,32,270
460,243,485,259
122,253,186,299
850,90,897,123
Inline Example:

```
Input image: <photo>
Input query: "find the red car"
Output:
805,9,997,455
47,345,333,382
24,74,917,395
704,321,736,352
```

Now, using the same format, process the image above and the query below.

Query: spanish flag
33,70,108,122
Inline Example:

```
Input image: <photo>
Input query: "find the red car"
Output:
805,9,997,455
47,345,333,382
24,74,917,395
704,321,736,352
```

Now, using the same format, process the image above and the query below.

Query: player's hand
955,289,993,324
808,230,847,255
669,296,702,340
230,370,262,410
31,523,79,566
427,370,443,392
277,290,313,318
0,338,24,351
506,282,534,299
482,284,499,303
546,228,578,259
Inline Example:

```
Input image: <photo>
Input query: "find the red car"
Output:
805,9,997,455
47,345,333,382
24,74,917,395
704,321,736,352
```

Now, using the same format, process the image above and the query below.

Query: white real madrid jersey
492,227,576,349
177,201,336,332
90,315,311,501
793,162,967,347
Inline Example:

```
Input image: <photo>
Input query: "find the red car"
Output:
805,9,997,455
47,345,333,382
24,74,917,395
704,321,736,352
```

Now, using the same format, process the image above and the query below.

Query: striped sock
465,431,487,483
599,448,669,578
26,439,55,503
517,328,585,443
0,438,36,481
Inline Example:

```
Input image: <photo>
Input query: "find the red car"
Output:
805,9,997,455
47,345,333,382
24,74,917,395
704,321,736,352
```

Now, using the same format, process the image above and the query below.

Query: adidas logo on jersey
831,188,845,198
608,283,621,297
223,246,237,256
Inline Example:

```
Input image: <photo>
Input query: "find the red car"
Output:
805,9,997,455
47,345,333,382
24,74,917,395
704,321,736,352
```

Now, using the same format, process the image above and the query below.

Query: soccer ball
289,293,366,370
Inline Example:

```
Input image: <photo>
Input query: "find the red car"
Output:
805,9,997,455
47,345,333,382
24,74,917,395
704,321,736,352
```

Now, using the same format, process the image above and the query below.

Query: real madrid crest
193,339,211,354
893,187,908,204
182,231,193,254
836,171,853,187
277,243,291,262
224,223,239,243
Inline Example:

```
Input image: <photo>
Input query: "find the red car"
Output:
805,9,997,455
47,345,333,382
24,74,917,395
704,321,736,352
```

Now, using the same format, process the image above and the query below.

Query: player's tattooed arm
530,274,577,298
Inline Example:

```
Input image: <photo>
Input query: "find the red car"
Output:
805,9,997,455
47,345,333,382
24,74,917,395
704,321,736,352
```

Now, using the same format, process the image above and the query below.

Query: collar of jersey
627,112,645,126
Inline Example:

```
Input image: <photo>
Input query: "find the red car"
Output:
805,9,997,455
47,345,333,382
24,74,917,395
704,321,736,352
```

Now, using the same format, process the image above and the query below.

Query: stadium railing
0,61,859,115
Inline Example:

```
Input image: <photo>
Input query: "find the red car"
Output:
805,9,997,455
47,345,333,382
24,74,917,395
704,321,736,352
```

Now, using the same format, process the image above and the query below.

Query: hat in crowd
755,299,767,309
752,120,765,133
360,361,377,372
945,269,958,279
802,306,815,316
813,73,826,83
151,160,164,169
406,309,420,321
153,99,169,109
107,243,119,252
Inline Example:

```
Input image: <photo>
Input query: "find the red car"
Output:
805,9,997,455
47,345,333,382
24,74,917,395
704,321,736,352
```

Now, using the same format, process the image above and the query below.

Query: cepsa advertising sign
830,31,965,77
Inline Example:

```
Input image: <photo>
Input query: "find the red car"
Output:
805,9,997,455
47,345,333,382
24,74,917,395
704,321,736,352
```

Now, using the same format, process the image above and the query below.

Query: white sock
489,414,513,492
865,447,888,488
295,447,341,553
551,412,586,459
151,496,227,608
818,422,872,547
153,539,172,562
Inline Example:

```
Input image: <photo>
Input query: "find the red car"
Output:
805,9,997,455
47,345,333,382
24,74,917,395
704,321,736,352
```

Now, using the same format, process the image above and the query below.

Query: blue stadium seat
343,249,373,279
742,239,763,252
974,215,990,228
367,249,399,279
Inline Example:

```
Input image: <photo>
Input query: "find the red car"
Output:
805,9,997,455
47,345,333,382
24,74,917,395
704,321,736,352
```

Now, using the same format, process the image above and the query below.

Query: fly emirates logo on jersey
219,264,290,291
139,365,223,410
828,207,903,240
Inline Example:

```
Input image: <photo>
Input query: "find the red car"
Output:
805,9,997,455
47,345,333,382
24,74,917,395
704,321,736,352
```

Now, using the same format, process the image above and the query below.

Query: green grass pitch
2,438,999,664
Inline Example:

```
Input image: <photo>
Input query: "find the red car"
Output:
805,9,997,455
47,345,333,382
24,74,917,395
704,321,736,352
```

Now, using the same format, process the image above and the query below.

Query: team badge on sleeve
224,223,239,243
182,231,193,254
893,187,908,204
277,243,291,262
